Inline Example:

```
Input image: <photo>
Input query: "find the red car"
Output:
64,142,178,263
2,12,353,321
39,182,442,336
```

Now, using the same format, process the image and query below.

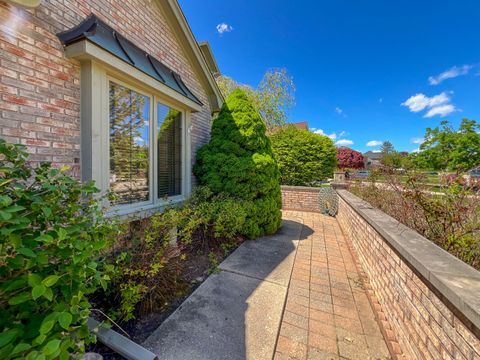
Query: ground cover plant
0,139,119,359
194,88,282,238
349,171,480,269
269,125,337,186
97,186,247,323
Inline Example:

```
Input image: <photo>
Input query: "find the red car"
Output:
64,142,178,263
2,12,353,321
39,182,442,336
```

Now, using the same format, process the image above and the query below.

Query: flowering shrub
0,139,118,359
336,147,364,169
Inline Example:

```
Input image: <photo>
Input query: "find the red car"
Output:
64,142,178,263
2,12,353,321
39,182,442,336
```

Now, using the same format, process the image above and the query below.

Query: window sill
106,195,186,221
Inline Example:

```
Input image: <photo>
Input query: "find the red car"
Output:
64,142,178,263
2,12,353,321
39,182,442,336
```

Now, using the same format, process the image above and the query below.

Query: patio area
143,210,396,359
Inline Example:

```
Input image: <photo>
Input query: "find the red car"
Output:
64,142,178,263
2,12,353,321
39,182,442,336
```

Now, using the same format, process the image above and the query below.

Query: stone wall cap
281,185,323,191
337,189,480,331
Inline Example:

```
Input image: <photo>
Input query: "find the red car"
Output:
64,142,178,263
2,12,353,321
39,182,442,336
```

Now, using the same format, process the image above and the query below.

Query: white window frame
71,43,195,217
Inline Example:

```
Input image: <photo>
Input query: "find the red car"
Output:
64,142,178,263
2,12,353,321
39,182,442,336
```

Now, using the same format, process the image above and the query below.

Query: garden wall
280,186,321,212
336,189,480,359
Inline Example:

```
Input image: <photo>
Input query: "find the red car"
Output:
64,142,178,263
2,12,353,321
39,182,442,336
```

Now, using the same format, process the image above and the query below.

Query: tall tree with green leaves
414,119,480,171
194,88,282,239
380,141,395,155
270,126,337,185
215,68,295,132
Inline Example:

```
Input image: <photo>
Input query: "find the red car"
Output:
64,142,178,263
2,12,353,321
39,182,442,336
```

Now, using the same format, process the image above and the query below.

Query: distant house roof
363,151,383,160
289,121,308,130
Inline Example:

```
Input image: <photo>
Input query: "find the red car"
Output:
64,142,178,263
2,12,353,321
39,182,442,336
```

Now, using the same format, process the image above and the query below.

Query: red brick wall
337,192,480,359
0,0,212,181
281,186,321,212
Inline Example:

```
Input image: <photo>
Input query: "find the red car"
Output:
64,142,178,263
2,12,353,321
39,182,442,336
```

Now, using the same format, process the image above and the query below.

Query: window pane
109,82,150,205
157,103,182,198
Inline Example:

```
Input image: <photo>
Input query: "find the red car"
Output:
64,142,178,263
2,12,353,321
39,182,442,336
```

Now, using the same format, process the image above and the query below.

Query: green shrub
0,139,118,359
270,126,337,185
104,186,247,321
194,88,282,238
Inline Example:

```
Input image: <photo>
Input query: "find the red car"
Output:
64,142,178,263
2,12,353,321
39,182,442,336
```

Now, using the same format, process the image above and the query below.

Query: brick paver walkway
274,211,392,360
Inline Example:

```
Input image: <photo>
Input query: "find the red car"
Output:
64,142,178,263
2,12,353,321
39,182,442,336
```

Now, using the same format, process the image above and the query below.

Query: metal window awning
57,14,203,107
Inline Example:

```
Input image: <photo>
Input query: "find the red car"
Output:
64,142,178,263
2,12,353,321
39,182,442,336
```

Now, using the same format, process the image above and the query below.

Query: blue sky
179,0,480,153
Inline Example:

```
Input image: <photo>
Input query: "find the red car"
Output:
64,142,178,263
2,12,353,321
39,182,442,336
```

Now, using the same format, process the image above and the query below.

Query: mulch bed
87,242,243,359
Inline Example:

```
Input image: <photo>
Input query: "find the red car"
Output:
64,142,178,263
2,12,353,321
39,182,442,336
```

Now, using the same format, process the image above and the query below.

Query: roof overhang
158,0,224,113
199,42,220,77
57,14,204,112
63,40,203,112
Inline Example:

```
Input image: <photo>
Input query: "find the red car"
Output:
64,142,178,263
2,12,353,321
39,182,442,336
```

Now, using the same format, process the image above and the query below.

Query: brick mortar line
336,216,402,359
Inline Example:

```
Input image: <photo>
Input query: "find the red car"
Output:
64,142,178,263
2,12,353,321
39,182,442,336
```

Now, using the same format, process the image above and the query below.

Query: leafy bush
103,187,247,321
194,88,282,238
270,125,337,185
336,147,364,169
0,139,118,359
349,172,480,269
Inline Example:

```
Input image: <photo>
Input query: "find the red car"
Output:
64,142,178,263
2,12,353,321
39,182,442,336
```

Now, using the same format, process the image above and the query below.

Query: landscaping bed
87,243,242,359
348,173,480,270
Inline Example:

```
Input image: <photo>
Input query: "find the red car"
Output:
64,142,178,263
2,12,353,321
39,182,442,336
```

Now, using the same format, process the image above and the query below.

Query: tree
414,119,480,172
215,68,295,132
269,126,337,185
336,147,364,169
382,152,403,169
194,88,282,239
380,141,395,155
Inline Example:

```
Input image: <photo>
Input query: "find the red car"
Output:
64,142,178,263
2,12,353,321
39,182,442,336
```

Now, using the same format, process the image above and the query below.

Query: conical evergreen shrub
194,88,282,238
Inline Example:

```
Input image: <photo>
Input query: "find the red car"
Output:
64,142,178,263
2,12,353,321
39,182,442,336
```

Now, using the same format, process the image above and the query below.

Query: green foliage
0,139,118,359
105,186,247,321
216,68,295,132
413,119,480,171
381,152,403,169
380,140,395,155
270,126,337,185
350,172,480,269
194,88,282,239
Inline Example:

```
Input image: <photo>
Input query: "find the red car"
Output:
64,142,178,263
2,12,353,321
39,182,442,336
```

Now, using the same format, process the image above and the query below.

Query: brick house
0,0,223,216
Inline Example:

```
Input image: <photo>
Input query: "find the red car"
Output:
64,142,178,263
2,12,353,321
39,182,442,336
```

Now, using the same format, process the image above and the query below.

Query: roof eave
160,0,224,112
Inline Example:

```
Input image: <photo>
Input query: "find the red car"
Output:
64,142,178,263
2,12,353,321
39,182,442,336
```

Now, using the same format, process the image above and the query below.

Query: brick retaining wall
281,186,321,212
336,190,480,359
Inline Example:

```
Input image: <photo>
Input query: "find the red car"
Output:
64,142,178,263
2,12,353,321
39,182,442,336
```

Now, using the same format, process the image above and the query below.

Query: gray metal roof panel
57,14,203,106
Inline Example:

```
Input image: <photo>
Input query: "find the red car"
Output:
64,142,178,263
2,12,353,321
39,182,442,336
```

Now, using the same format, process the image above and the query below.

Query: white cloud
411,137,424,144
335,107,343,114
428,65,473,85
401,92,456,118
216,23,233,34
134,136,144,144
378,98,383,103
424,104,456,118
401,92,449,112
366,140,382,147
338,130,347,137
335,139,354,146
411,148,420,153
311,128,337,140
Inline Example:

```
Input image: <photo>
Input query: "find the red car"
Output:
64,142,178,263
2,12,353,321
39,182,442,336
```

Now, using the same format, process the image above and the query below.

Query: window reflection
109,82,150,205
157,103,182,198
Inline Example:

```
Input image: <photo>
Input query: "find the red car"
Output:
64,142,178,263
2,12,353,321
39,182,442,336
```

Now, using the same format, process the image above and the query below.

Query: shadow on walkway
143,218,312,360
